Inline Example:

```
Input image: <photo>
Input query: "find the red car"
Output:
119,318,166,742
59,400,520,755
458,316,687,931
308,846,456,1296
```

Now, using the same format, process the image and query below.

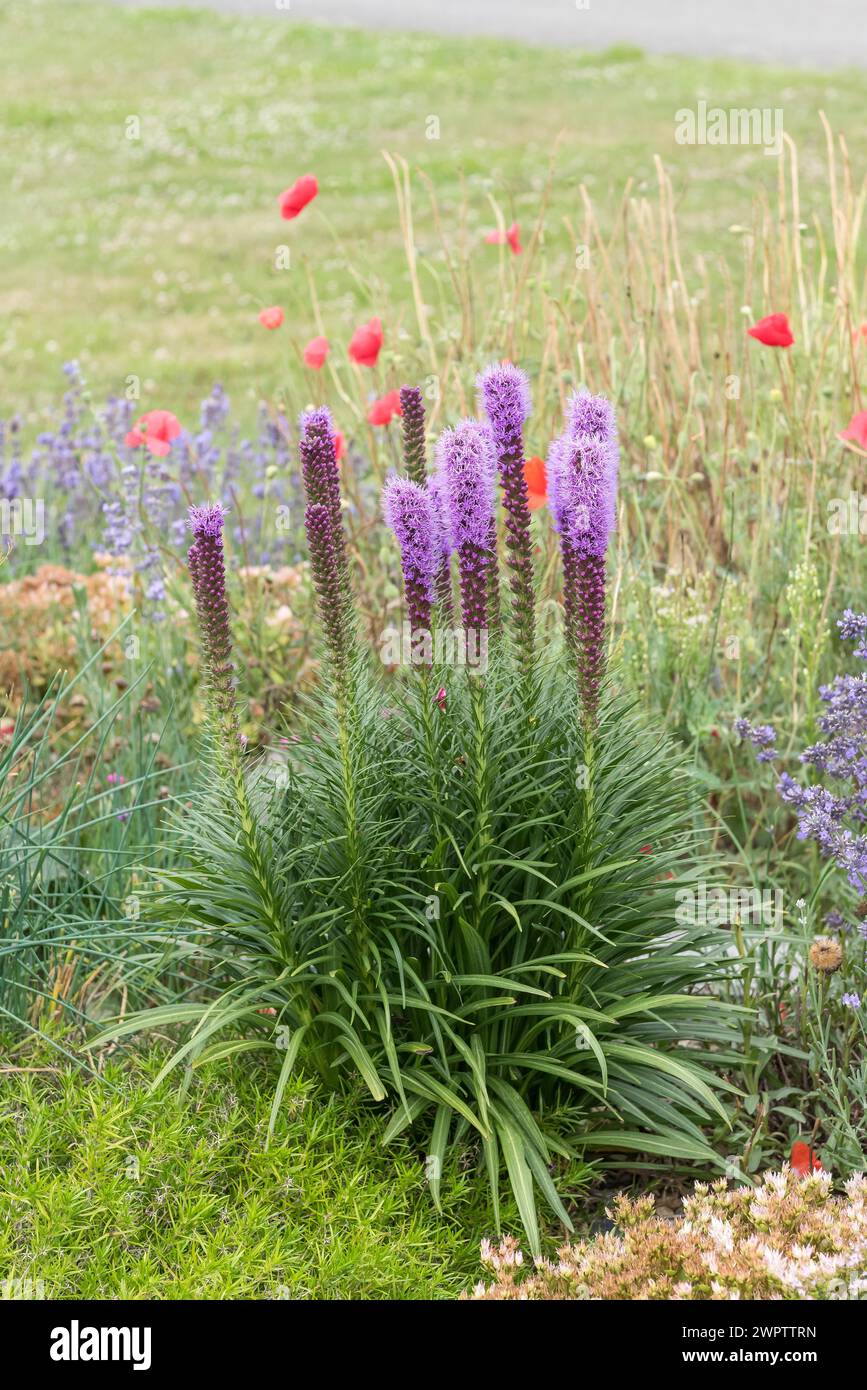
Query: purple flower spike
434,420,497,637
187,502,238,739
478,363,534,664
428,470,455,621
548,396,619,724
382,476,438,639
299,405,347,582
548,433,618,558
305,502,347,682
399,386,427,487
567,389,618,445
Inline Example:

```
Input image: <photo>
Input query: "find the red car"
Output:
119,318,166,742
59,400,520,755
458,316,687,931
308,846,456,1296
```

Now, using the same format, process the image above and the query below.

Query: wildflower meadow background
1,0,867,1303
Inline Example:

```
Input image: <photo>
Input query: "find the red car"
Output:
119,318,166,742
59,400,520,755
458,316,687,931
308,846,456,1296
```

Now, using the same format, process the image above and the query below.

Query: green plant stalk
468,674,492,972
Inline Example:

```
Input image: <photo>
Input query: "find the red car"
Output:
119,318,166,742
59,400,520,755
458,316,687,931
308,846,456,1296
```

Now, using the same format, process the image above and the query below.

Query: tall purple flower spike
427,467,455,622
478,363,533,663
547,390,619,723
188,502,238,740
299,406,347,584
382,476,438,640
434,420,497,637
399,386,427,488
305,502,348,682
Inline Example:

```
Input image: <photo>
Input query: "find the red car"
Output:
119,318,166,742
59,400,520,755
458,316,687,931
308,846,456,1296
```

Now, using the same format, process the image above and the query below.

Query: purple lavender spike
382,476,438,642
478,363,534,663
434,420,497,638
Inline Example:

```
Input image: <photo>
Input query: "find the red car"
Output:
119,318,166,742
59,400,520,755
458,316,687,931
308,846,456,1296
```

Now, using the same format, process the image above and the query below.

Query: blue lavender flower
734,718,779,763
742,614,867,893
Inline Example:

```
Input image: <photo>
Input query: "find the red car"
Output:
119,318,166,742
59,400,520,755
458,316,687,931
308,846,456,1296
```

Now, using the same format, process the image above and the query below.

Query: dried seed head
809,936,843,973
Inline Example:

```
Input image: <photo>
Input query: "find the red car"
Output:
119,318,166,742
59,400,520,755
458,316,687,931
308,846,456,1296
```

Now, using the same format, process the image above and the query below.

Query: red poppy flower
640,844,653,854
125,410,182,457
367,390,403,426
524,455,547,510
747,312,794,348
303,335,329,369
851,323,867,346
838,410,867,451
349,316,384,367
334,431,346,462
258,306,284,330
790,1141,823,1176
484,221,522,255
279,174,318,220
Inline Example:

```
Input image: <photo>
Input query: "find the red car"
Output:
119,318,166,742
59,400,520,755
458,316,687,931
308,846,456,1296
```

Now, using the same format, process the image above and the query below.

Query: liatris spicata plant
381,476,438,642
433,419,497,640
399,385,427,487
548,391,620,724
478,363,534,667
103,375,736,1257
184,500,286,940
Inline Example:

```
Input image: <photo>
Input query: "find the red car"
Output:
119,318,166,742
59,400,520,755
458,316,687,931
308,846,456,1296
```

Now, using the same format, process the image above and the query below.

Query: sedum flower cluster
467,1167,867,1301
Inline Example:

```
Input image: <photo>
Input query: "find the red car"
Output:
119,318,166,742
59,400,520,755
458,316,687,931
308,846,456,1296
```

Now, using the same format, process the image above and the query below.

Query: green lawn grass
2,0,865,420
0,1049,497,1298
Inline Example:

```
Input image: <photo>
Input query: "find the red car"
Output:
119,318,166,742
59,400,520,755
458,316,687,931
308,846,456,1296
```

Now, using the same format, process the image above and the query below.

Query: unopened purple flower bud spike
399,386,427,487
187,502,239,743
299,405,348,585
305,501,349,684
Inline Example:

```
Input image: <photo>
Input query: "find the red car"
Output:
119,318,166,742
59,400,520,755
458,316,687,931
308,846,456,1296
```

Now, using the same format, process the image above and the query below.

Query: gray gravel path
106,0,867,70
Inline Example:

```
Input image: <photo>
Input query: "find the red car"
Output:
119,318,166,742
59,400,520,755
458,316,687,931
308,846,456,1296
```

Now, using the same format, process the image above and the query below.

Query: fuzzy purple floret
382,475,438,634
548,391,619,721
547,432,618,558
433,420,497,552
433,420,497,636
477,362,531,438
189,501,229,540
567,389,618,443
